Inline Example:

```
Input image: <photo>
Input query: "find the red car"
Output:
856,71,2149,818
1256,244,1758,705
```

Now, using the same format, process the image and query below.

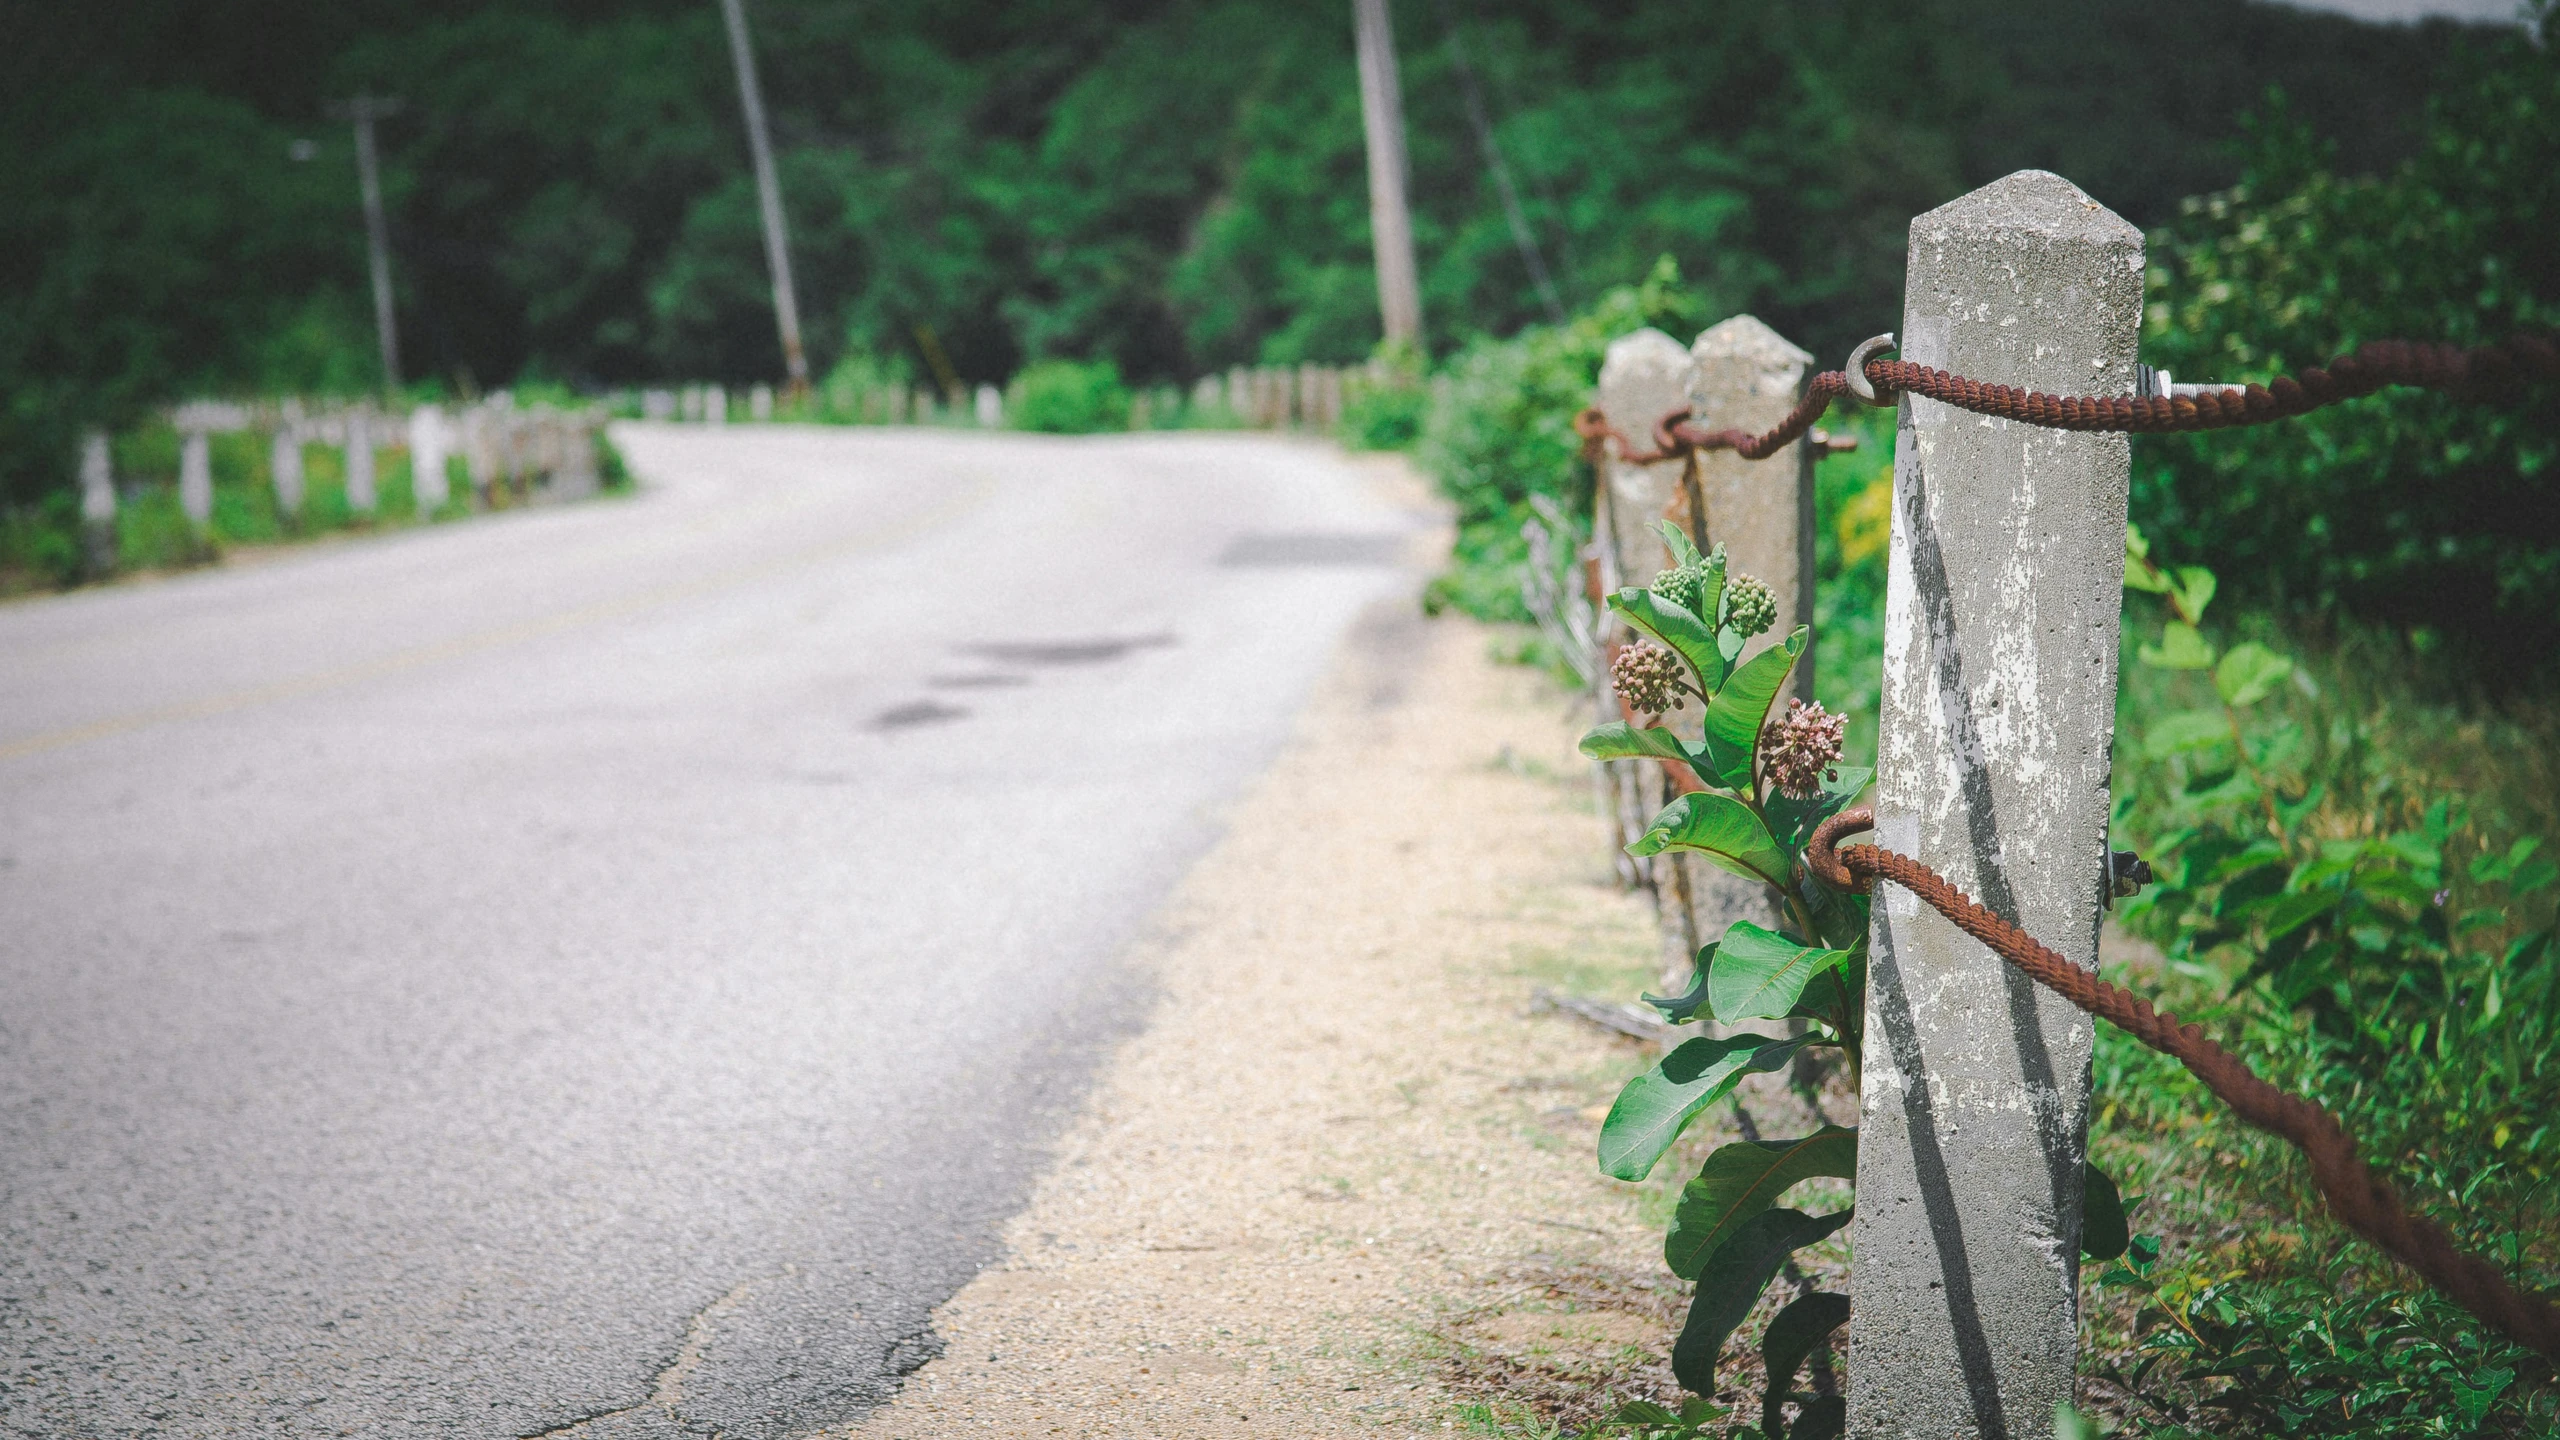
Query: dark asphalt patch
871,699,970,730
963,634,1175,667
1217,532,1404,567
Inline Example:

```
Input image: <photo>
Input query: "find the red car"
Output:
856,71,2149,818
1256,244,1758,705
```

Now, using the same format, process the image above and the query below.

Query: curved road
0,426,1423,1438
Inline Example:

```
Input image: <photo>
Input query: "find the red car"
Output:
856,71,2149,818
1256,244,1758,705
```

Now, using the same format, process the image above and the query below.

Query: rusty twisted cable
1574,332,2560,466
1802,807,2560,1366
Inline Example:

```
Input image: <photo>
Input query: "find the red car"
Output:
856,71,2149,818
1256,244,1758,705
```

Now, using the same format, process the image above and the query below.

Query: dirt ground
829,547,1846,1439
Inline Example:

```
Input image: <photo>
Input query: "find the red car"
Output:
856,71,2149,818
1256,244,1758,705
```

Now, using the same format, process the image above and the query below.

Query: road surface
0,425,1425,1438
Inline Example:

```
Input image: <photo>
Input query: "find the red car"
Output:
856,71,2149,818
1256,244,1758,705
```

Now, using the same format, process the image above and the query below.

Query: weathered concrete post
1687,317,1817,694
1640,315,1818,976
177,424,214,532
750,384,775,422
409,404,450,516
707,386,728,425
79,431,116,577
344,410,378,515
271,425,305,521
974,384,1002,428
1593,328,1705,974
1847,171,2141,1438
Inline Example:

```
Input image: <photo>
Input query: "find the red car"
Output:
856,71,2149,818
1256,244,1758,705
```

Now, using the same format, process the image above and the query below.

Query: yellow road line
1,476,996,764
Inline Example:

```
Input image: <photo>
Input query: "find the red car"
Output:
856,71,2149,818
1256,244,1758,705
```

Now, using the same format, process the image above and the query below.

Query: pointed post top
1690,314,1813,371
1911,169,2142,247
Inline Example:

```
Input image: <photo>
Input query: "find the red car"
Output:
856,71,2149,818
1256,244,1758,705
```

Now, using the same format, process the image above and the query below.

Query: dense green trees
5,0,2485,505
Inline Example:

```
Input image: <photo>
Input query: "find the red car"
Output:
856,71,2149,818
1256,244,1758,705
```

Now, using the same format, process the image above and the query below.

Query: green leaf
1630,791,1791,887
1598,1034,1805,1182
1764,765,1872,853
1657,518,1705,571
1709,920,1854,1025
2138,622,2216,670
2170,566,2218,623
1700,627,1808,789
1787,946,1864,1038
1643,943,1717,1022
1760,1291,1850,1437
1671,1207,1853,1393
2140,708,2230,759
1609,588,1728,694
2081,1160,2129,1261
2213,642,2293,707
1581,721,1705,773
1666,1128,1858,1278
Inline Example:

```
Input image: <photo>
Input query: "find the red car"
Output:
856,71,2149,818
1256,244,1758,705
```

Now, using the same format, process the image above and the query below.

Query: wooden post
718,0,810,392
1847,171,2141,1438
1351,0,1423,349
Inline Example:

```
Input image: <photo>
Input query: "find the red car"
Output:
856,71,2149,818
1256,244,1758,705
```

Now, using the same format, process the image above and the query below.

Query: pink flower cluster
1760,698,1847,799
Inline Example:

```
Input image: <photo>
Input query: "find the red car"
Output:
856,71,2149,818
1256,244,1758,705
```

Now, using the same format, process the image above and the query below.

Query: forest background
8,0,2555,659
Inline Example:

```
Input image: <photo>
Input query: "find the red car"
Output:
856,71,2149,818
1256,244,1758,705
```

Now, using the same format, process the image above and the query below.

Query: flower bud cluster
1722,574,1778,639
1611,641,1686,716
1760,697,1847,799
1650,565,1707,615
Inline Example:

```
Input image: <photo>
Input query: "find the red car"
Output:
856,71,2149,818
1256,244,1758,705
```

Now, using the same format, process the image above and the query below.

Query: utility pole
1351,0,1423,351
331,95,405,394
718,0,810,395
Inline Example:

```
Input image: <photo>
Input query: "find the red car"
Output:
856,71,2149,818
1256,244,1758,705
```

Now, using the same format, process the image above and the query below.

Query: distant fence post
344,409,378,515
1593,327,1705,976
410,404,449,516
1846,170,2141,1437
79,431,116,577
974,384,1002,428
271,417,305,522
750,384,775,422
177,423,214,533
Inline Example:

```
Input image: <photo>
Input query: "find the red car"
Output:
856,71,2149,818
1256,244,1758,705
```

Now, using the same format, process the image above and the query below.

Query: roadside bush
1418,255,1700,622
2134,17,2560,676
2084,531,2559,1436
1337,377,1426,451
1007,358,1132,434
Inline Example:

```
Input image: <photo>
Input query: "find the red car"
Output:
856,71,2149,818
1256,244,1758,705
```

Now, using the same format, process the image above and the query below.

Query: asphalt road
0,425,1424,1438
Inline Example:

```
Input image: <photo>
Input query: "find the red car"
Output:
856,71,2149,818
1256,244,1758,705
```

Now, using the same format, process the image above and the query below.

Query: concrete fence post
1593,328,1706,972
345,410,378,515
1847,170,2141,1438
974,384,1002,428
751,384,775,422
707,386,728,425
270,426,305,522
1687,317,1817,695
177,423,214,532
410,404,449,516
79,431,116,576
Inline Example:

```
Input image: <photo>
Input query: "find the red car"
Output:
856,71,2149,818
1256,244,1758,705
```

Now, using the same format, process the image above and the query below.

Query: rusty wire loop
1803,807,2560,1366
1573,332,2560,468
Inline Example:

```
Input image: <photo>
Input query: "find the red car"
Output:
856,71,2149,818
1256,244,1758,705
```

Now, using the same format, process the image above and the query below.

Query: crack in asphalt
516,1273,767,1439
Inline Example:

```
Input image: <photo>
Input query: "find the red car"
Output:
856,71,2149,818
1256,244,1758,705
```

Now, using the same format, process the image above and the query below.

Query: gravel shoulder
829,560,1814,1438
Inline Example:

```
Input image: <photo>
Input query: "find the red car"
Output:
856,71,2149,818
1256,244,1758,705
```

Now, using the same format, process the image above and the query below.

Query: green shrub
2134,26,2560,675
1338,378,1426,451
2086,531,2559,1436
1417,256,1700,622
1007,359,1132,434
